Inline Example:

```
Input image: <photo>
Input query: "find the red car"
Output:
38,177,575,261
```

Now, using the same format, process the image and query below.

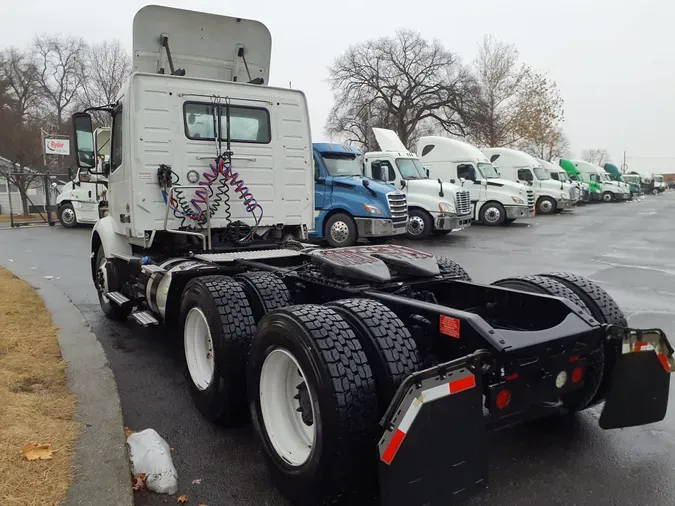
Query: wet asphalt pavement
1,193,674,506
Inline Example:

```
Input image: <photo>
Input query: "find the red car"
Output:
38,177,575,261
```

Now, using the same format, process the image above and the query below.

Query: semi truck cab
654,174,666,193
482,148,575,215
603,163,633,200
311,143,407,247
56,127,110,227
363,129,472,238
417,136,534,225
572,160,627,202
538,158,585,204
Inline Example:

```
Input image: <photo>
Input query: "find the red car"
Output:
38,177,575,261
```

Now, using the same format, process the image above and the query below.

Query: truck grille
387,192,408,229
583,189,590,200
569,187,578,200
526,189,535,210
455,190,471,215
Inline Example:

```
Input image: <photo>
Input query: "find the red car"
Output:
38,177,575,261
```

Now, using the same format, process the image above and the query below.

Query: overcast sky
2,0,672,172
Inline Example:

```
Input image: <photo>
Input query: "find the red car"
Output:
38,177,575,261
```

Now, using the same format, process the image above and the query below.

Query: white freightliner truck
416,136,535,225
74,6,675,506
56,127,110,227
481,148,576,215
362,128,472,238
536,158,584,204
572,160,629,202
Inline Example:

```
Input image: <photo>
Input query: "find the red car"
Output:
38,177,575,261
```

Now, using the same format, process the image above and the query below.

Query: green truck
559,159,596,202
604,163,638,199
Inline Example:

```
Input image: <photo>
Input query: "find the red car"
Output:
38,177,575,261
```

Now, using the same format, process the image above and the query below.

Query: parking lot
1,193,674,506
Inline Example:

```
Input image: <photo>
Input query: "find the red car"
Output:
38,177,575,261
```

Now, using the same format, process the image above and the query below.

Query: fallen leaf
132,473,147,491
21,443,54,461
177,496,189,504
124,427,135,438
170,447,174,452
191,479,202,485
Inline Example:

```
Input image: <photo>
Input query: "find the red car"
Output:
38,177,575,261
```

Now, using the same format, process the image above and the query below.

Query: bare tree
34,34,87,133
80,39,131,126
465,36,564,149
326,30,476,150
581,148,610,166
521,126,570,162
0,50,46,214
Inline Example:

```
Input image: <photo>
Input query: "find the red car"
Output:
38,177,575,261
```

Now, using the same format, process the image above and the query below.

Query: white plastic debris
44,276,53,280
127,429,178,495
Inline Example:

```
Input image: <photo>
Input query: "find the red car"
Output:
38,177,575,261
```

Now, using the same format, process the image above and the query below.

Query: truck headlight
561,193,569,200
511,196,524,204
363,204,383,215
438,202,455,213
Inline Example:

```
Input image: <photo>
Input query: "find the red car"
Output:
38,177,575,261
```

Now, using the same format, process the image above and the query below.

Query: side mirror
426,168,430,177
400,180,406,189
72,112,96,170
102,161,111,177
68,167,74,180
481,179,488,186
387,167,396,182
450,178,456,184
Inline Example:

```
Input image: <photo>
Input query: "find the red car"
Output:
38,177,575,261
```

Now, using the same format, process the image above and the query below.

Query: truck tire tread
436,256,472,281
326,298,420,413
249,305,378,505
180,275,255,424
235,271,292,322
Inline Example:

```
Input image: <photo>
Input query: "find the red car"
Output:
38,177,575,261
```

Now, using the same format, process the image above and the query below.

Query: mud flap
377,353,490,506
600,328,674,430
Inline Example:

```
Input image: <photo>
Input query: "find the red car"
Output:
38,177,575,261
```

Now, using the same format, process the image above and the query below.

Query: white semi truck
362,128,472,238
482,148,576,215
56,127,110,227
417,136,535,225
572,160,629,202
72,6,674,506
537,158,586,204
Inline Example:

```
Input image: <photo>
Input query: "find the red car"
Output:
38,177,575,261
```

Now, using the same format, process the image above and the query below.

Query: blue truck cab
312,143,408,247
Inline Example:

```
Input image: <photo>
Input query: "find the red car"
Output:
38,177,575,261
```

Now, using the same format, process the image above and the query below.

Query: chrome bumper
354,217,406,237
505,206,535,219
435,214,472,231
557,199,575,209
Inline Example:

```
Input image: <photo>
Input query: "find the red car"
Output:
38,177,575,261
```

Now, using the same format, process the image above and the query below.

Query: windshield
557,171,570,182
600,173,611,182
396,158,427,180
321,154,362,177
624,175,639,183
655,175,664,182
477,162,500,179
533,167,550,180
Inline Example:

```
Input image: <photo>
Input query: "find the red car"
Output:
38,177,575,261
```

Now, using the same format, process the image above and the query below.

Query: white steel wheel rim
539,199,553,213
61,207,76,224
260,348,316,467
184,307,215,391
603,193,612,202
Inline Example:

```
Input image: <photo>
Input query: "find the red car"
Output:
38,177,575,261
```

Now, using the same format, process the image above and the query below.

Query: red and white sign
45,138,70,156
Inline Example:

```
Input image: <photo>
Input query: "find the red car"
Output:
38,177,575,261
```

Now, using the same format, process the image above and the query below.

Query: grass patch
0,267,77,505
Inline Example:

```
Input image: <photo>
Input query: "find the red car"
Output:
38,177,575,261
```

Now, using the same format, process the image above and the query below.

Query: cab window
184,102,271,143
457,164,476,181
517,169,533,182
110,106,123,173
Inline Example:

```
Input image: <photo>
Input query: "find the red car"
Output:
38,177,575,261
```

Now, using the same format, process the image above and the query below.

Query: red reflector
381,429,406,464
506,372,519,381
496,389,511,409
569,355,579,363
449,375,475,394
634,341,649,352
571,366,583,383
658,354,671,372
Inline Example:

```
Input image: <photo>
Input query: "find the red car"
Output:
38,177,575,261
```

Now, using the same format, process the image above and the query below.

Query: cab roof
417,136,489,163
481,147,542,169
313,143,362,156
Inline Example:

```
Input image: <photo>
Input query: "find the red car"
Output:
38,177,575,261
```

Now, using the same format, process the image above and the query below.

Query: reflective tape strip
380,372,476,465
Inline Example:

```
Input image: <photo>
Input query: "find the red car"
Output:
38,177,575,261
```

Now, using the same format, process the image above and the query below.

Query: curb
2,266,133,506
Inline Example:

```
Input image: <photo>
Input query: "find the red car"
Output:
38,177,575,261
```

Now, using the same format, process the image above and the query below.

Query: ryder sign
45,138,70,156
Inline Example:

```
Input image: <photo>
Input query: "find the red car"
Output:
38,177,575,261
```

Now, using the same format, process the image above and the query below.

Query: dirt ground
0,267,77,505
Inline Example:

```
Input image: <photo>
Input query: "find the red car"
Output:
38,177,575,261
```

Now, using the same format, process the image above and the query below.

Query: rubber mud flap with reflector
599,351,670,429
377,357,488,506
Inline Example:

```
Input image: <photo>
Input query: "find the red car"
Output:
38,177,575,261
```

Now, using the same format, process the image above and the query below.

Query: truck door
517,168,535,188
314,153,331,209
108,103,131,235
457,164,482,203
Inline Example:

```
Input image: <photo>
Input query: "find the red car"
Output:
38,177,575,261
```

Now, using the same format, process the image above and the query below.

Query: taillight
571,366,583,383
496,389,511,409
